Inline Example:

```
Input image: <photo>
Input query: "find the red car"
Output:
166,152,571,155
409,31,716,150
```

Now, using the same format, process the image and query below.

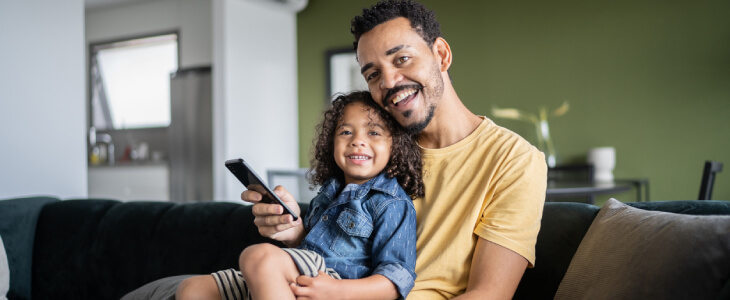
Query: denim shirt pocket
331,208,373,257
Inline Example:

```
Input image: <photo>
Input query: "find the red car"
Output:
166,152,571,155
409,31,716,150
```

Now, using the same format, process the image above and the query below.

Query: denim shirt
299,172,417,299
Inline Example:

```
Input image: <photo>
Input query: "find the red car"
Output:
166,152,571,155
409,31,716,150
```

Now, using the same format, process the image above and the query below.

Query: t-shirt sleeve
473,147,547,267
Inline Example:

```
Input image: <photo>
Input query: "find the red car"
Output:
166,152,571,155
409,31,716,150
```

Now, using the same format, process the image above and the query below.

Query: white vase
587,147,615,182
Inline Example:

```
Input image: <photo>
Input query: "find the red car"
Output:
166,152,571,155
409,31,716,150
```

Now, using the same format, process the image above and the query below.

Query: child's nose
351,139,366,147
351,135,367,147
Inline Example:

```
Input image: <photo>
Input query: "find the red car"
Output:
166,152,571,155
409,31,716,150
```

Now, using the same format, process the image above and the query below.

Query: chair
698,161,723,200
267,168,320,203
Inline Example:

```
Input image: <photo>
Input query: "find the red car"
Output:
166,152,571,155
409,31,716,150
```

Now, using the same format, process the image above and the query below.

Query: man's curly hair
351,0,441,51
309,91,424,199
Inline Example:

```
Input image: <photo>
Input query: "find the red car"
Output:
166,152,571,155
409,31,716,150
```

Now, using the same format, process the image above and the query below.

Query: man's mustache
382,83,423,107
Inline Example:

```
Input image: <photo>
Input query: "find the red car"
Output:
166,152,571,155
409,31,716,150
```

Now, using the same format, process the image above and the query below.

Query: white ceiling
85,0,308,12
85,0,149,10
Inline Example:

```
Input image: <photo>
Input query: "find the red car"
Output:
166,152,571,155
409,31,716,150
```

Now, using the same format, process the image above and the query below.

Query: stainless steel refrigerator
168,67,213,202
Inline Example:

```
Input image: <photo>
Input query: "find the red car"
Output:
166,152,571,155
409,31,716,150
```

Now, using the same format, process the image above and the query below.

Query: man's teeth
348,156,370,160
392,89,416,105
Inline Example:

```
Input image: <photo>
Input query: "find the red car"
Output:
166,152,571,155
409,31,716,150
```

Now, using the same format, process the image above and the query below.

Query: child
176,91,424,300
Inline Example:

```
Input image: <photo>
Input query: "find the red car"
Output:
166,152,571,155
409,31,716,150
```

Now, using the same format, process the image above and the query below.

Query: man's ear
433,37,452,72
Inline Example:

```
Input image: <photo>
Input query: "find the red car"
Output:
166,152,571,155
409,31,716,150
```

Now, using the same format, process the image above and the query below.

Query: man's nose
379,67,402,90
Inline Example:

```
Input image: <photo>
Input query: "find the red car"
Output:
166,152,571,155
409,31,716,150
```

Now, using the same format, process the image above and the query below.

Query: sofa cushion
0,196,59,300
89,201,177,299
122,203,310,300
32,199,120,299
32,199,287,299
554,198,730,299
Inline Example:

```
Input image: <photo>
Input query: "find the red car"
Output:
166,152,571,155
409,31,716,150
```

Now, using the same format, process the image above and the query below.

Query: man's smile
383,84,423,109
391,88,417,106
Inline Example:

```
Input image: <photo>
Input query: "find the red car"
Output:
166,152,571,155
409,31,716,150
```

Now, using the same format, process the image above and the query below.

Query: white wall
0,0,87,199
0,0,299,201
213,0,300,201
86,0,212,68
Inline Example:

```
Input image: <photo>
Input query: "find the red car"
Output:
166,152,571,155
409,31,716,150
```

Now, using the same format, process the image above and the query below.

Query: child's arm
290,273,399,300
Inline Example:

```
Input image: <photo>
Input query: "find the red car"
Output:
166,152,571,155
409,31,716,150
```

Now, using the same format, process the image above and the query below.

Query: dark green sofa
1,196,729,299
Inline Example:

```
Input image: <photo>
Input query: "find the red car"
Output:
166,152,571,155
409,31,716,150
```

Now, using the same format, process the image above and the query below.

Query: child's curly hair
309,91,424,199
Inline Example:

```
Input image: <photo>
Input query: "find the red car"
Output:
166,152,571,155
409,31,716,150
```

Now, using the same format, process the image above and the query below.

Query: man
250,0,547,299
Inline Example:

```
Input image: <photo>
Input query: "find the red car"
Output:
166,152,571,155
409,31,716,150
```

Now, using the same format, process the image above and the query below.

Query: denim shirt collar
319,172,401,204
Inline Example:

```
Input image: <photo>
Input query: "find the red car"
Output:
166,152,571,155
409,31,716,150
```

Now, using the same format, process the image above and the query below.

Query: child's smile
346,153,372,165
334,102,393,185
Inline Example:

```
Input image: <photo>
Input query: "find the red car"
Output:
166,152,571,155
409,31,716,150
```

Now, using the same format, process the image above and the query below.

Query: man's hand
291,273,398,300
242,185,304,247
290,271,342,300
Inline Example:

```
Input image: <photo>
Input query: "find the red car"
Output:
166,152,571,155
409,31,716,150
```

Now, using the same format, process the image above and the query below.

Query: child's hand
290,271,342,300
243,185,304,247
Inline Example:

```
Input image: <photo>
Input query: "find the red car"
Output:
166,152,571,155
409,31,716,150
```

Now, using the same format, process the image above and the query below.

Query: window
90,33,178,130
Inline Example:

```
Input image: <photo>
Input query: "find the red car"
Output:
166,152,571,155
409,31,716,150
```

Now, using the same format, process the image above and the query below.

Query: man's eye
366,71,379,82
396,56,410,64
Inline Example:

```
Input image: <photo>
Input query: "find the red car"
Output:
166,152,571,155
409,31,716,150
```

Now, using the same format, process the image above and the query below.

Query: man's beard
403,62,444,135
405,104,435,135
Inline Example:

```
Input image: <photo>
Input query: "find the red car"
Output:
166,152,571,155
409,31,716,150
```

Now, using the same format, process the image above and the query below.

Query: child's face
334,102,393,185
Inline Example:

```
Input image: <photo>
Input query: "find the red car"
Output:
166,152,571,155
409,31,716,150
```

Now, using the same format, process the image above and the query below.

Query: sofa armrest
0,196,60,300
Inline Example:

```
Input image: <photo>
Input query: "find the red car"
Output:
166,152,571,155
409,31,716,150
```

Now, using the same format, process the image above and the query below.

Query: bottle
90,146,100,165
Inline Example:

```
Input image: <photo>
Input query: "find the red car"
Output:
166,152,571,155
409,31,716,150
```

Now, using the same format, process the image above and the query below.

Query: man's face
356,17,444,133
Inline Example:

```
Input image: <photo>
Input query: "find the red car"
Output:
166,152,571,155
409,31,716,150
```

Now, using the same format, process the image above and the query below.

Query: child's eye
338,130,352,136
369,131,381,136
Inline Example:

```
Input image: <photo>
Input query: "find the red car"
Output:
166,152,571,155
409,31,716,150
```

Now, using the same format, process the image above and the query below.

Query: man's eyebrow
359,45,409,74
385,45,406,56
360,63,374,75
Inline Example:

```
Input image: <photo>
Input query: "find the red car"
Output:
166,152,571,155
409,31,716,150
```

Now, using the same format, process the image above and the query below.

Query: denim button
322,215,328,221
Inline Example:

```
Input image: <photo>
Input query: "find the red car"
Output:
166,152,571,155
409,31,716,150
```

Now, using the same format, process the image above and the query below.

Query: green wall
296,0,730,202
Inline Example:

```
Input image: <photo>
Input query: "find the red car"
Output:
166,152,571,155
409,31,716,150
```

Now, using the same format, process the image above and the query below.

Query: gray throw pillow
555,198,730,300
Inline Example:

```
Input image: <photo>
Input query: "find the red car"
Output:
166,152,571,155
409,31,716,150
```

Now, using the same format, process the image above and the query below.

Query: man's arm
453,238,528,300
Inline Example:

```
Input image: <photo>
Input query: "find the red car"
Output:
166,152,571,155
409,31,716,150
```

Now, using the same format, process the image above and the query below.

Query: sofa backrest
31,199,282,300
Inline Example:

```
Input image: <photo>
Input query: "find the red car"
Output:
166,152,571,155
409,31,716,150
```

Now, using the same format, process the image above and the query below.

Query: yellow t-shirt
407,117,547,299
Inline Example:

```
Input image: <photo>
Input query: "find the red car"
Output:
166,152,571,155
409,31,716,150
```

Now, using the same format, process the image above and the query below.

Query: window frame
87,30,181,132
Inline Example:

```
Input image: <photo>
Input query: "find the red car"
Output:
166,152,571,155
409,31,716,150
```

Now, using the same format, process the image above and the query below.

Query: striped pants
212,248,341,300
